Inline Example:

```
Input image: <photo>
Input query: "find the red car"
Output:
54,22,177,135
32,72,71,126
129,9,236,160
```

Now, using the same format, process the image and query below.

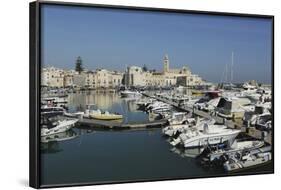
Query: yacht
41,117,78,137
170,124,240,148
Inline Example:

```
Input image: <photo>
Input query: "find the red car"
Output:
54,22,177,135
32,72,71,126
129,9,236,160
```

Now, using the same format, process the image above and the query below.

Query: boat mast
231,51,234,84
225,63,228,84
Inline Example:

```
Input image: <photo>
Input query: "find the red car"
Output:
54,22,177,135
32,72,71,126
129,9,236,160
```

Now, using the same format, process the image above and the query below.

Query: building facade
124,54,204,87
42,67,123,89
41,67,64,87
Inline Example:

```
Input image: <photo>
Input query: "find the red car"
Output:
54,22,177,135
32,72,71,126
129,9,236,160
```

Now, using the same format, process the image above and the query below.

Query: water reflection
170,146,205,158
68,92,149,124
68,91,120,111
41,141,63,154
41,128,96,154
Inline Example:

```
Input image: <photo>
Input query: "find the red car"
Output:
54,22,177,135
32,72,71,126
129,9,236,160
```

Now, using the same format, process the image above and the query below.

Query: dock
142,92,272,145
77,117,168,129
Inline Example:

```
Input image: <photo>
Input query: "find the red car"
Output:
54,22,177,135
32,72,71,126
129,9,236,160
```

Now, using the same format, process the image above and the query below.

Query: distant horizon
41,4,273,84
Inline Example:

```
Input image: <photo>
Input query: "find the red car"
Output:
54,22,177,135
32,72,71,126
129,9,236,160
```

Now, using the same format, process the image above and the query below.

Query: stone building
124,54,204,87
41,67,64,87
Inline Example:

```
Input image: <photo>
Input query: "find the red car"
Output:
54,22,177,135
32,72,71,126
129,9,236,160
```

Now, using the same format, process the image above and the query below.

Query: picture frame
30,1,274,188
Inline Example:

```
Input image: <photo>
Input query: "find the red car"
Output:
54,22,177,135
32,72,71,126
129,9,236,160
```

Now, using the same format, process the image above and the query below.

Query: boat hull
182,131,240,148
41,119,78,137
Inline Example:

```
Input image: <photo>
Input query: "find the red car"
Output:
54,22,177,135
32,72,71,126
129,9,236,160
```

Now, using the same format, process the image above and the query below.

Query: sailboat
219,52,236,90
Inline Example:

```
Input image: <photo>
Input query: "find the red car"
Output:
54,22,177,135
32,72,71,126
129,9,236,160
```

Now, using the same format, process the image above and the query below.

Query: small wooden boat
90,110,123,120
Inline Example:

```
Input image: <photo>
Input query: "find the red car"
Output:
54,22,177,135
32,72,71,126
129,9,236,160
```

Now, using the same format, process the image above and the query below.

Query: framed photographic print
30,1,274,188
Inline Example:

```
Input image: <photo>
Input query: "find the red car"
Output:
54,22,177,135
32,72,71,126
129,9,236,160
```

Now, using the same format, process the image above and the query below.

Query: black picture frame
30,1,274,188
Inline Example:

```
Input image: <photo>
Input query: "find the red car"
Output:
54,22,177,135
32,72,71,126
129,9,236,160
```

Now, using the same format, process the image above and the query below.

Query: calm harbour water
40,91,272,186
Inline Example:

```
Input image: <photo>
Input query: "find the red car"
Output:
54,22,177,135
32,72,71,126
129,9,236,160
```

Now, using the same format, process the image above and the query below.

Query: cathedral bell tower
163,54,169,73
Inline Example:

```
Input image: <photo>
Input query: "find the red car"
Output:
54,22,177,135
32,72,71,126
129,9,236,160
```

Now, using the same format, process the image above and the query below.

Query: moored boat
223,151,272,172
207,140,265,162
170,124,240,148
89,110,123,120
120,90,142,98
41,117,78,137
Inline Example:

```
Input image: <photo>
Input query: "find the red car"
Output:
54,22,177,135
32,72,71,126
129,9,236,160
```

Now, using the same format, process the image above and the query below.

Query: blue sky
41,4,272,84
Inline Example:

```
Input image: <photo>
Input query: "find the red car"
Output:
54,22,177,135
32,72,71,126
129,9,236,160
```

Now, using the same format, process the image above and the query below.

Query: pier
142,92,272,145
77,117,168,129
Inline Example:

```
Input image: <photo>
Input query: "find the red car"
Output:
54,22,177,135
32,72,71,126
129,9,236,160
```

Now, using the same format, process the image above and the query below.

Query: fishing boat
41,117,78,137
89,109,123,120
170,123,240,148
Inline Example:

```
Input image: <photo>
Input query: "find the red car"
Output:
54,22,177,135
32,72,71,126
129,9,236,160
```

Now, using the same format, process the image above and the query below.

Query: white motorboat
163,118,216,137
195,97,221,112
255,113,272,130
170,124,240,148
242,82,257,92
89,109,123,120
64,111,85,118
150,105,172,113
162,124,190,137
146,101,168,110
243,102,271,126
223,151,272,172
41,117,78,137
207,140,265,162
41,96,68,108
120,90,142,98
136,98,155,107
41,129,78,143
41,105,65,117
168,112,192,125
